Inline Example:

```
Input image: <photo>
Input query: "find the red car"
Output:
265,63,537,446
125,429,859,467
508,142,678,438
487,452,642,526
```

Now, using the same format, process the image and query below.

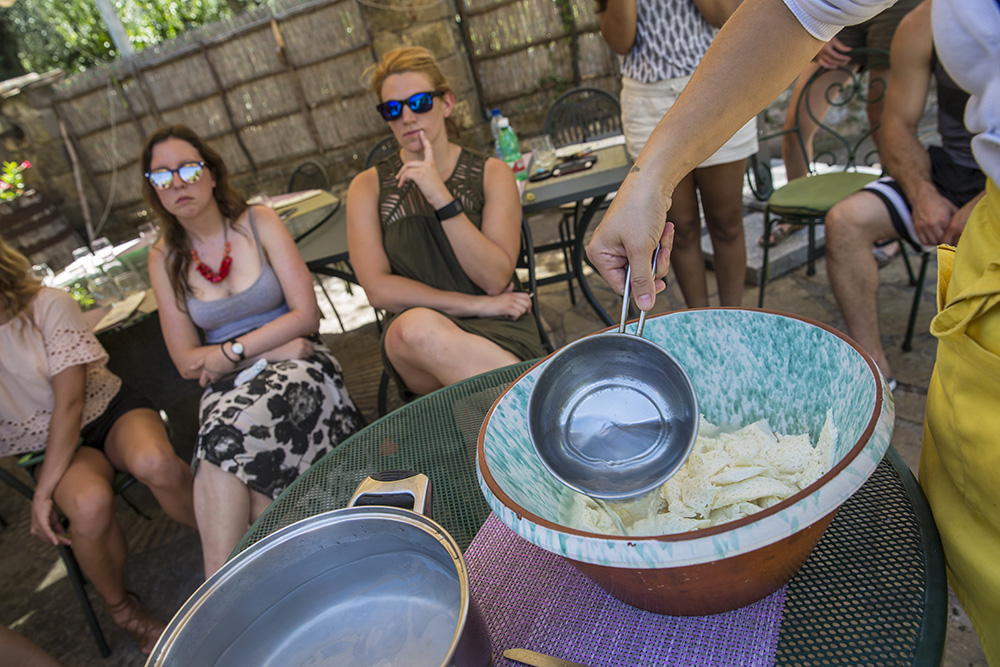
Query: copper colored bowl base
568,511,838,616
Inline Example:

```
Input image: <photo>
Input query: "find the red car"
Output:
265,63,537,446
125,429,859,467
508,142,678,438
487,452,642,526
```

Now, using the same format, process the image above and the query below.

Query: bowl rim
477,307,886,545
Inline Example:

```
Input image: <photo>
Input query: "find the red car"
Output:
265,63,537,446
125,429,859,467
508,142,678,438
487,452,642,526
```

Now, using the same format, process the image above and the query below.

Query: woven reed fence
42,0,618,236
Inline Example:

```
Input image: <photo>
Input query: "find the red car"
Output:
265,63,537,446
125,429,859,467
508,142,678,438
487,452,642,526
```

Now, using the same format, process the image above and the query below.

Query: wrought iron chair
756,47,889,307
376,216,554,417
364,136,399,170
541,87,624,305
287,159,331,193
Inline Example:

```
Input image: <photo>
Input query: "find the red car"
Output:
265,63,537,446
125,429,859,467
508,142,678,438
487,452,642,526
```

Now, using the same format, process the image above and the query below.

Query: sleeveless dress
375,149,546,389
187,208,362,499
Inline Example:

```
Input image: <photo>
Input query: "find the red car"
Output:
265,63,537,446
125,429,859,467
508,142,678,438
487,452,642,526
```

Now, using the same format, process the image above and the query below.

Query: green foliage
3,0,261,75
0,160,32,201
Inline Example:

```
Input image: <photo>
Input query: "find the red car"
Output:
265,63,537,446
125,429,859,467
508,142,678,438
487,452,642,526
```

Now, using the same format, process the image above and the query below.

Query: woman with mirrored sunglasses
141,125,363,579
347,46,545,399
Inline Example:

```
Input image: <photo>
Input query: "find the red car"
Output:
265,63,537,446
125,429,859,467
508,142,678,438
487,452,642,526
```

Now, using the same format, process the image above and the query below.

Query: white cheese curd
572,411,838,536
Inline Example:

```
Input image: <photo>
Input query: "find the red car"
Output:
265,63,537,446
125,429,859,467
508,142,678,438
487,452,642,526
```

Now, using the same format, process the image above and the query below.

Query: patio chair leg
758,214,772,308
902,251,931,352
807,222,817,276
313,275,345,333
57,543,112,657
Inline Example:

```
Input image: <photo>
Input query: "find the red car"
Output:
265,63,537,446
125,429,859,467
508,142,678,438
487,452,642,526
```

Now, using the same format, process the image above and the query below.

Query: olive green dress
375,148,545,391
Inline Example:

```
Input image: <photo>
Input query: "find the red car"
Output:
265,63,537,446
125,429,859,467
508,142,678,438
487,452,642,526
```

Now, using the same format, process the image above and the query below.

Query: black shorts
79,384,156,452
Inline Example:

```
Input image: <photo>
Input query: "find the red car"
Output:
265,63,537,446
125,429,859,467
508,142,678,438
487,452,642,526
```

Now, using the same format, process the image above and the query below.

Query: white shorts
620,75,759,168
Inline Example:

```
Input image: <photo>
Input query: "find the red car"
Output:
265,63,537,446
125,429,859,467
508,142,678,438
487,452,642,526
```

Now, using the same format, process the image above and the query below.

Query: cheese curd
574,412,838,536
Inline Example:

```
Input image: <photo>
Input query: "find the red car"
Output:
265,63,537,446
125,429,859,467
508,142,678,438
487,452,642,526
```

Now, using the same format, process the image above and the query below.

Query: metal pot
146,472,491,666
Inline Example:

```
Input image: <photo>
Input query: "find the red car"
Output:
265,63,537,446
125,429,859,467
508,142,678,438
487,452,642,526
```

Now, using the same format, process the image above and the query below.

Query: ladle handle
618,243,660,336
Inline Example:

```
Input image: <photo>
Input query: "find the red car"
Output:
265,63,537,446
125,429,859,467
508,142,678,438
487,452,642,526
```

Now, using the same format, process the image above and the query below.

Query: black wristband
435,199,464,221
220,342,238,363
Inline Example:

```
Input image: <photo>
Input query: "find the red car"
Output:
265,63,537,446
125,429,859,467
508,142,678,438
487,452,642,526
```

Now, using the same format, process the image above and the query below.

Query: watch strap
435,199,464,221
220,342,239,363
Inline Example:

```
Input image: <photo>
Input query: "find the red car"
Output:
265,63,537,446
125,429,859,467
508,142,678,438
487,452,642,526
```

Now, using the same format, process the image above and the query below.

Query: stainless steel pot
146,472,490,666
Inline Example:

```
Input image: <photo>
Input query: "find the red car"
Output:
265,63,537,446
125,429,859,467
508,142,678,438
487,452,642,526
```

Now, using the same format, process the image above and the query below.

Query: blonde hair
368,46,460,138
0,234,42,317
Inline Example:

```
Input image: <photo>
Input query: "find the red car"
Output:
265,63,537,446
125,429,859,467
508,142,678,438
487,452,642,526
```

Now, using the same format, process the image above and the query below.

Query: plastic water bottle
497,118,527,181
489,108,504,158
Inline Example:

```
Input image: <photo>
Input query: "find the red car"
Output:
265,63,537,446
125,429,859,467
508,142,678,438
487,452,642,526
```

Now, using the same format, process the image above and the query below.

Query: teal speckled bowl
477,308,894,615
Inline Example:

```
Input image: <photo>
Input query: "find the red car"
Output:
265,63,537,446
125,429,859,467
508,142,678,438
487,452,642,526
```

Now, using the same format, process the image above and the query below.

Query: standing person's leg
665,174,708,308
824,190,899,380
193,461,252,578
103,408,195,528
693,160,749,307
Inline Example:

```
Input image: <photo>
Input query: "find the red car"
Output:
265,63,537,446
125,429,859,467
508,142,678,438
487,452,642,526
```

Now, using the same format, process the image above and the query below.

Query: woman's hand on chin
395,130,451,208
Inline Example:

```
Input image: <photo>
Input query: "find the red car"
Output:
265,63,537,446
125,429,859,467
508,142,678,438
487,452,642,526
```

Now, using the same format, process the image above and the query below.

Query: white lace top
0,288,121,456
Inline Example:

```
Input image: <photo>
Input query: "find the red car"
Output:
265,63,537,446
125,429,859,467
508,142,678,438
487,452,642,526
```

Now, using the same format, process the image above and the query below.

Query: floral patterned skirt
194,343,362,499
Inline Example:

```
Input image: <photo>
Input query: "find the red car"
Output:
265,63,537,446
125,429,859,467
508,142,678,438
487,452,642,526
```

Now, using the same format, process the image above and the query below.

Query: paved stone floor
0,207,988,666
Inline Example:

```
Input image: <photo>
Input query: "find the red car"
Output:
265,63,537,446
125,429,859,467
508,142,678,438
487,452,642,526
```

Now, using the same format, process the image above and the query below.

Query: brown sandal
106,592,166,655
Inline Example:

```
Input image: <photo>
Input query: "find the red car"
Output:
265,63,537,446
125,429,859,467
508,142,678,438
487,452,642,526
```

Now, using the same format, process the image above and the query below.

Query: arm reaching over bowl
586,0,894,310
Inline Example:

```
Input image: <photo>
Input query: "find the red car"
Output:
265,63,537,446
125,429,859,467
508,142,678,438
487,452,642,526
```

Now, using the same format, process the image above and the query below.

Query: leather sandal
758,223,805,248
106,592,166,655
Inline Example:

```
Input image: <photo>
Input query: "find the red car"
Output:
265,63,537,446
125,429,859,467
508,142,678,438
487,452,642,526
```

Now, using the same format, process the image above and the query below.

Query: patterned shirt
0,288,121,456
620,0,717,83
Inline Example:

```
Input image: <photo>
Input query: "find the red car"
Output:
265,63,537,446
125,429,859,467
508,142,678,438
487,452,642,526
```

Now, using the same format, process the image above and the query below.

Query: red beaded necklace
190,226,232,284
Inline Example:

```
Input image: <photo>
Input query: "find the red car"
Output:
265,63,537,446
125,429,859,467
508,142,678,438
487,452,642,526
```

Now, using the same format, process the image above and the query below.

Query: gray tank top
932,51,978,170
186,207,290,344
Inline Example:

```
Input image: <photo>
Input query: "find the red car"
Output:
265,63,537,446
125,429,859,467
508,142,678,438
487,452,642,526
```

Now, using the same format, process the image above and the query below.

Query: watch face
232,342,244,355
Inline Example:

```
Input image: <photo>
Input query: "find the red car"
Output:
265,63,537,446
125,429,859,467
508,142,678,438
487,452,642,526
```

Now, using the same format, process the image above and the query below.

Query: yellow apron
921,179,1000,664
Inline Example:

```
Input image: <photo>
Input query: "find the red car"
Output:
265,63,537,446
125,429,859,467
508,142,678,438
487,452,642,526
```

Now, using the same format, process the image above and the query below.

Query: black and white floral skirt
194,343,362,499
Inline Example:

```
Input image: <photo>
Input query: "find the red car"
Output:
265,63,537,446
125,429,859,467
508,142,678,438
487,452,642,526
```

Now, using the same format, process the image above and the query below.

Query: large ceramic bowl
477,309,893,616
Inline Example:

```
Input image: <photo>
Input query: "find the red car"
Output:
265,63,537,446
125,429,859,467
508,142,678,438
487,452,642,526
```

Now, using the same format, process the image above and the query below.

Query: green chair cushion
769,171,880,216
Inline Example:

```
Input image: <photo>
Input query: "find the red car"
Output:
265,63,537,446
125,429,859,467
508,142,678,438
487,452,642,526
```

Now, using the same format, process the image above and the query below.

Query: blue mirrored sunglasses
376,91,445,121
145,161,206,190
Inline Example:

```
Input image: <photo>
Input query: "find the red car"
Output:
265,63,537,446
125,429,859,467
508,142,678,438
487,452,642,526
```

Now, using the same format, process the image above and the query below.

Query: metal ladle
527,246,699,500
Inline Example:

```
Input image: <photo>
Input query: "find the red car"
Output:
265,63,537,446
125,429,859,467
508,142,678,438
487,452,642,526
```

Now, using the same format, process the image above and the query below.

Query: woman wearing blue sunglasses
347,46,546,398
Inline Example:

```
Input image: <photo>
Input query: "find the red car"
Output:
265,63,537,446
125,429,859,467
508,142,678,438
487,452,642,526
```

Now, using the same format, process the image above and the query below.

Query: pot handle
347,470,433,518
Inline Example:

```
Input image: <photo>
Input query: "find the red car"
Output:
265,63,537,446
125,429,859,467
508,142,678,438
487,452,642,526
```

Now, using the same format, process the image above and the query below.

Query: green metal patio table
236,360,946,666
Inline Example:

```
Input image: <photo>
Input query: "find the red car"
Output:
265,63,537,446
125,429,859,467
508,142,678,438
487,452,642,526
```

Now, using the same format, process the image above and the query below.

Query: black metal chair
754,48,889,307
541,87,624,305
364,136,399,170
376,216,554,417
287,159,331,193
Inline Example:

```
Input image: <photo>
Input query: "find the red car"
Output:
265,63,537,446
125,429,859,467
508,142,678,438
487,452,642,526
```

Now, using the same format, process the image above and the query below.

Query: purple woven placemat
466,514,785,667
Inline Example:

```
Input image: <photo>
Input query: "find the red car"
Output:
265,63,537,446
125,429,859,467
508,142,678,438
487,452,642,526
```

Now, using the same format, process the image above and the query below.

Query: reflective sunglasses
145,161,206,190
376,91,445,121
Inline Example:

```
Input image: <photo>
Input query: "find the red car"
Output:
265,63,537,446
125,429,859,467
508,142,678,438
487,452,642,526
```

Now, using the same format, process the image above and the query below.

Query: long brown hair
140,125,247,308
368,46,460,139
0,234,42,318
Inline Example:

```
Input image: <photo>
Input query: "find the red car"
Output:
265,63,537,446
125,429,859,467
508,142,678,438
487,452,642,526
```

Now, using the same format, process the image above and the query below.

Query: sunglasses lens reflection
148,170,173,189
178,163,203,184
377,92,439,121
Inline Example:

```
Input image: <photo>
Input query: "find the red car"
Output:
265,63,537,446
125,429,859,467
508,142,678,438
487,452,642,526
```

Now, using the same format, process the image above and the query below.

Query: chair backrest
288,160,331,193
517,217,555,354
749,47,889,200
543,87,623,150
364,136,399,169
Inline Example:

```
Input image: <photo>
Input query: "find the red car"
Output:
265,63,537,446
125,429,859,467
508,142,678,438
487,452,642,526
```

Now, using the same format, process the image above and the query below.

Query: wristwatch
435,199,464,221
230,339,246,361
